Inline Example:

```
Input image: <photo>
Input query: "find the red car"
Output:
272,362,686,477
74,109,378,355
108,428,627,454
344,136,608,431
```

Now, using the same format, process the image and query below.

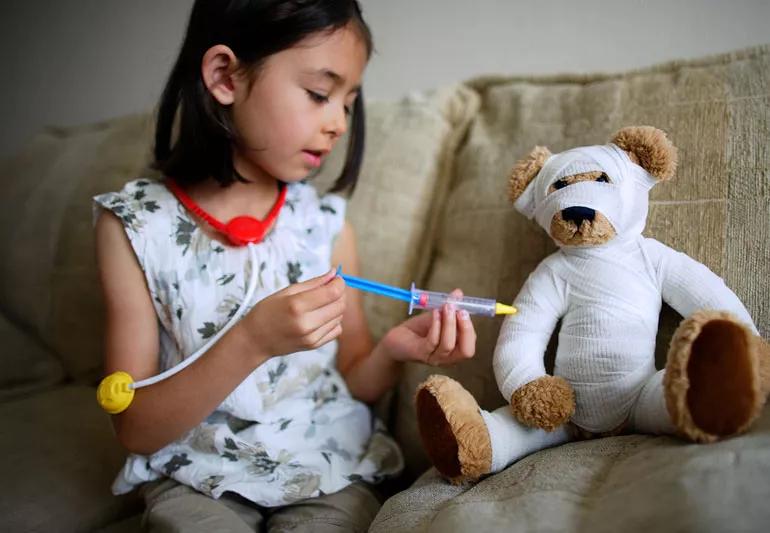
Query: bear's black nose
562,206,595,225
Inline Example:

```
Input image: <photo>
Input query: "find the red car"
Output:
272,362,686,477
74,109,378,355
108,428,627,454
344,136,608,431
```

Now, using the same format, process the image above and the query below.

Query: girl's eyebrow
306,68,361,94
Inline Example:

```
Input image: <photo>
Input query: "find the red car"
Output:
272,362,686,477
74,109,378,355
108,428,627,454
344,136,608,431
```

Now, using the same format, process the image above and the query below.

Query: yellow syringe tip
96,371,135,414
495,303,517,315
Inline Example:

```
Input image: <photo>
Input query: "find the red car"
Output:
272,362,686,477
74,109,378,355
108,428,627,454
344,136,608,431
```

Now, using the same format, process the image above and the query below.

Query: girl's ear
610,126,678,181
202,45,240,105
508,146,551,203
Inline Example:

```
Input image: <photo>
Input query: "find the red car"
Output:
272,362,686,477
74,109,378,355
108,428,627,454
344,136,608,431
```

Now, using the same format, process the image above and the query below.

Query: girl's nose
324,104,348,139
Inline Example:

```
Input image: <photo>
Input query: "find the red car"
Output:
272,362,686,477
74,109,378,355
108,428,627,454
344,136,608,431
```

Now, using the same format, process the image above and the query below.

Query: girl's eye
596,173,610,183
553,179,569,190
306,90,329,104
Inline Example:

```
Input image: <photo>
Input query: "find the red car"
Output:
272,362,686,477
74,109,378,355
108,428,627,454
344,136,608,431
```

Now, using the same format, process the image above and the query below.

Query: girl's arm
96,211,345,455
333,222,476,403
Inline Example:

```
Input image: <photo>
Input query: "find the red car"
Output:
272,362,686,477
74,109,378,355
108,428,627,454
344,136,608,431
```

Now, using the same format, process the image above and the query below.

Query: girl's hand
380,289,476,366
243,269,346,359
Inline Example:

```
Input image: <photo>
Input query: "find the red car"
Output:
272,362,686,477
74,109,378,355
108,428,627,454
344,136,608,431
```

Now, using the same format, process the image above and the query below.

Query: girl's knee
268,482,381,533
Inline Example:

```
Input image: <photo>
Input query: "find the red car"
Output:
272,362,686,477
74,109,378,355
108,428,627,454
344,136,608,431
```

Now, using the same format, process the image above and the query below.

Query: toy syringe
339,273,517,317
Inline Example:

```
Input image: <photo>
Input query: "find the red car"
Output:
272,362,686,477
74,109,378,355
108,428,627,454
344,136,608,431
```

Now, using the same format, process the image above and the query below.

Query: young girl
94,1,476,531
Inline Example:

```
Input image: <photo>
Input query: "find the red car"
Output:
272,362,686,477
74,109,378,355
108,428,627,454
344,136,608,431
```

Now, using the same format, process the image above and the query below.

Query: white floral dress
94,178,403,507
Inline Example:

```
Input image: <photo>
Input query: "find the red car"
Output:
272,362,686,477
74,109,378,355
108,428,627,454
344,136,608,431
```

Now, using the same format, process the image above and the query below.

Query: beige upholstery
0,114,156,384
0,45,768,532
0,386,140,532
0,310,63,401
373,408,770,533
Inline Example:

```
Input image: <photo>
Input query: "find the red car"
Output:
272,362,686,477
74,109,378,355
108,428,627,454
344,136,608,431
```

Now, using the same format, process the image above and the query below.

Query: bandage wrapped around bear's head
513,144,658,244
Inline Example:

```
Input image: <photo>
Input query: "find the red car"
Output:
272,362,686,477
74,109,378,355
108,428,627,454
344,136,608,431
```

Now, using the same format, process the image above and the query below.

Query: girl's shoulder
94,177,172,208
93,177,177,234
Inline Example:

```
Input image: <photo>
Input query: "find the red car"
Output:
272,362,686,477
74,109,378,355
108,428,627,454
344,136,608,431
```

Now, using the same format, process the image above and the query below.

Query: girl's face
230,25,368,184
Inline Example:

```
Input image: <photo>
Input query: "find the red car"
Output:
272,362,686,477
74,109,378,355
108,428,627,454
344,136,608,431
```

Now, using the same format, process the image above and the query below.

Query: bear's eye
553,179,569,190
596,173,610,183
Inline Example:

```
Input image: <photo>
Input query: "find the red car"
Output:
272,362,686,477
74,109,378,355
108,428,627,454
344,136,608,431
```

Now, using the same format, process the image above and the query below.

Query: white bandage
513,144,658,241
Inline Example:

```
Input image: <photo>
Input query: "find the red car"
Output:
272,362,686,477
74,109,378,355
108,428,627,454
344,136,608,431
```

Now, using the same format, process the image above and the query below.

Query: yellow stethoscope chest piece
96,371,135,414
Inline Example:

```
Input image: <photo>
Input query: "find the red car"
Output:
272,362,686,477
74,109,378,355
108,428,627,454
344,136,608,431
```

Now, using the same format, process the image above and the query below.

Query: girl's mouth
302,150,323,167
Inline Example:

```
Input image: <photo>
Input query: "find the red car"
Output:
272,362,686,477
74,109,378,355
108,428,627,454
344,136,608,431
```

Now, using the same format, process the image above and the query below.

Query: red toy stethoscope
96,179,287,414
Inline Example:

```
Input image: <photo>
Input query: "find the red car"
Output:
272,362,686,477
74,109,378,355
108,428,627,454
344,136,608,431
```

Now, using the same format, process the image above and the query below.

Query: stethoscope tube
96,243,260,413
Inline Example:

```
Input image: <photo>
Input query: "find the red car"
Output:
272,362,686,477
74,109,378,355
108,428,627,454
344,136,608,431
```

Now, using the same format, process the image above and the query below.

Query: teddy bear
415,126,770,484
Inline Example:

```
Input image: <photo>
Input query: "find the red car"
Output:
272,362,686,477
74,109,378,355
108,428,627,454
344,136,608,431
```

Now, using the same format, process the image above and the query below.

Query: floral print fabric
93,179,403,507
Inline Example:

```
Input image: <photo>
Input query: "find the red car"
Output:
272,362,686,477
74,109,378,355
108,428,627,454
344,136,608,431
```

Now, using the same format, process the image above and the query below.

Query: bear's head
508,126,678,247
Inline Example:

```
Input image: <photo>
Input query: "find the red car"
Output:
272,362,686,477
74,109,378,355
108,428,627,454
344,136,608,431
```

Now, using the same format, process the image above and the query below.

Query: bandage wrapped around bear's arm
494,260,568,402
646,238,757,334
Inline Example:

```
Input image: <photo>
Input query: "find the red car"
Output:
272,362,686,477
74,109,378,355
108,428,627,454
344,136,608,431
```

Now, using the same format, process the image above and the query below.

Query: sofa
1,44,768,532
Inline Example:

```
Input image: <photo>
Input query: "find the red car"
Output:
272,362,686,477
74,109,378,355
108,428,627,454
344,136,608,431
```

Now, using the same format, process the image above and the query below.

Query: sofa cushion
372,406,770,533
0,114,157,384
0,310,64,401
0,386,140,532
394,45,770,477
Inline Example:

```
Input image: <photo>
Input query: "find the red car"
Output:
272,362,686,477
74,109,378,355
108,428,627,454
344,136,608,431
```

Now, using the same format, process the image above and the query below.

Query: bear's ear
508,146,551,203
610,126,678,181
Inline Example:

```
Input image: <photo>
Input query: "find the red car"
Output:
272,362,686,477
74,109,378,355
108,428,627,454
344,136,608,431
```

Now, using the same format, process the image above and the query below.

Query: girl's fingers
302,296,346,332
424,309,441,358
314,323,343,348
402,309,434,335
307,317,343,348
310,324,343,349
433,303,457,360
282,267,338,297
455,310,476,359
290,276,346,312
449,288,464,298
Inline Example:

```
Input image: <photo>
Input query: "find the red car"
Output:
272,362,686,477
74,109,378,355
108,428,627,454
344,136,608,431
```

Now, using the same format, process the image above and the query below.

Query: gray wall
2,0,769,158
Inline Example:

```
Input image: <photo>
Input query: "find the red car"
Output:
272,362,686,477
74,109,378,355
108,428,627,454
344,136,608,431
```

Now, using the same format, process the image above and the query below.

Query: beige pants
141,478,383,532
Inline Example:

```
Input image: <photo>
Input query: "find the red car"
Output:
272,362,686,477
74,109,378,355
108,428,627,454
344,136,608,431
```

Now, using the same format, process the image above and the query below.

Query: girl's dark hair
154,0,372,193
